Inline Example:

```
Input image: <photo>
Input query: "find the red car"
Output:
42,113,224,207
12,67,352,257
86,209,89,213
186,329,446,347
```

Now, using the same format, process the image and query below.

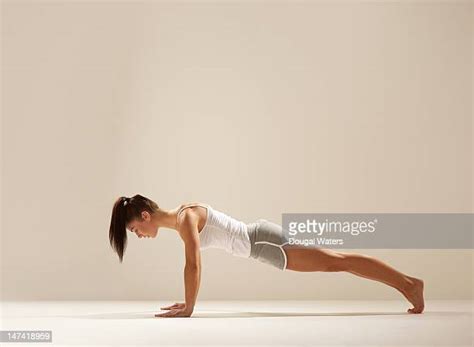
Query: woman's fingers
155,308,178,317
160,304,178,310
160,302,183,310
155,308,191,318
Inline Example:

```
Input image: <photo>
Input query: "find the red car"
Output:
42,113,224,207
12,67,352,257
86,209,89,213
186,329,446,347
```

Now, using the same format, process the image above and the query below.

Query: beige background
1,1,472,301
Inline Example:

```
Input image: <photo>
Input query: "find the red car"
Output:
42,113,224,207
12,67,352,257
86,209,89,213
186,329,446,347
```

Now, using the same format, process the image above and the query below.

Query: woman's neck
154,208,180,231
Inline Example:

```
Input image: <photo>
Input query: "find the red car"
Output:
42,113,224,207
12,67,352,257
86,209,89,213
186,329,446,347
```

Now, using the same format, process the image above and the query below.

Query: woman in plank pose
109,194,424,318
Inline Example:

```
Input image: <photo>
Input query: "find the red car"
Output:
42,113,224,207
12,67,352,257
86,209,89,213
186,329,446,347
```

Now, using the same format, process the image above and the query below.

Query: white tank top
176,203,251,258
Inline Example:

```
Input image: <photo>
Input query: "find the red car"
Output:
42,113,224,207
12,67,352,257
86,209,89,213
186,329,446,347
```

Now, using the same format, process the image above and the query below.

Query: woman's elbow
185,262,200,270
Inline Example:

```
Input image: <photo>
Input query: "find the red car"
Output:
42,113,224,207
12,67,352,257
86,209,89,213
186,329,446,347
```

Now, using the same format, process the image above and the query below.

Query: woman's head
108,194,160,262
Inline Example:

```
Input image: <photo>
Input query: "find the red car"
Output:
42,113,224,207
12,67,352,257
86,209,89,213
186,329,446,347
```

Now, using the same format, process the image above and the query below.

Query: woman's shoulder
177,202,210,217
177,201,209,210
176,202,211,233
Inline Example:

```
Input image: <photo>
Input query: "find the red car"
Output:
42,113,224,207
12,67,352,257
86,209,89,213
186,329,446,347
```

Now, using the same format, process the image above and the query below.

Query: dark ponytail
108,194,160,262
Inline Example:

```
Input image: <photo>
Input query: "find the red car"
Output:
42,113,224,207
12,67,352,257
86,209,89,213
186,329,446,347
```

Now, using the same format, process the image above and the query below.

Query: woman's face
127,212,158,239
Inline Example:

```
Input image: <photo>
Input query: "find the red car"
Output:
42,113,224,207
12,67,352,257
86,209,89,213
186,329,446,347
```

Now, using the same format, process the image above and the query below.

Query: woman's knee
324,253,349,272
325,252,375,272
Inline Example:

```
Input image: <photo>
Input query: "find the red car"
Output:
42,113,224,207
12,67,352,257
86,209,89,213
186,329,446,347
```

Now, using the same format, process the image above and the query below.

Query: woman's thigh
283,245,346,272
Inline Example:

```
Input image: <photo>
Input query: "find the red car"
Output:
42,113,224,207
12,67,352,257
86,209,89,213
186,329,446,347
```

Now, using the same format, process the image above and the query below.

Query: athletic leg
284,246,425,313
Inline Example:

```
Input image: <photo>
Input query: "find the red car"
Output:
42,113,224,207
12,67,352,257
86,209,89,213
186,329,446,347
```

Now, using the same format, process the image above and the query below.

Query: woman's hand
160,302,186,310
155,305,193,318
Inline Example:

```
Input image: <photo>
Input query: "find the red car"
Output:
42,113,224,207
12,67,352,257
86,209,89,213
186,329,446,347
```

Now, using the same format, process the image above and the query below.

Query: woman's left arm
155,212,201,318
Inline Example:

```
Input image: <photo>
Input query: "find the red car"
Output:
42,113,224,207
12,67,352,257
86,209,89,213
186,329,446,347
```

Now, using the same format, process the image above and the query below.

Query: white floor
1,300,472,346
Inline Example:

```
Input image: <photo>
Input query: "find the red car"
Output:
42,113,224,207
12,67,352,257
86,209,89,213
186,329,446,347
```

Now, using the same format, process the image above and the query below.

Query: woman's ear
142,210,151,221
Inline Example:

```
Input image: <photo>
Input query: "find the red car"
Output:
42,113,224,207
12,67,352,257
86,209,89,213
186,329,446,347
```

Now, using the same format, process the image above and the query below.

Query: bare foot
402,276,425,314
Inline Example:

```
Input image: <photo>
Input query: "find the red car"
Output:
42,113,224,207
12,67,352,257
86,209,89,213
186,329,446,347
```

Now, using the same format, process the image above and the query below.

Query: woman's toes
407,307,423,314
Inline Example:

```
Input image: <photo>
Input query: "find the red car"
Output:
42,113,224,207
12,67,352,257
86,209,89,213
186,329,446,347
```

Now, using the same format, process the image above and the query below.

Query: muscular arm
177,211,202,314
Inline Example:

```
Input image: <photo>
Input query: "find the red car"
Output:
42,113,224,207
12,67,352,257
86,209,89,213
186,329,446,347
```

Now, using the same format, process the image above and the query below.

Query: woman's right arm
180,212,202,314
156,211,201,318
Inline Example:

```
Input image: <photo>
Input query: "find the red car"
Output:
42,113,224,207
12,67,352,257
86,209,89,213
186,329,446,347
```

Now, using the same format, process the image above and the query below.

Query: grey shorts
246,219,290,271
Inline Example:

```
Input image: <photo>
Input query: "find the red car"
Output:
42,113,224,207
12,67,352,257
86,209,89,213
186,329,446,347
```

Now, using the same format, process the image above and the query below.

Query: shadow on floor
32,310,470,319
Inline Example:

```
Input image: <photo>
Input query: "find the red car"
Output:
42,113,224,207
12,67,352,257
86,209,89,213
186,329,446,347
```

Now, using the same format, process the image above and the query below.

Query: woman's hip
246,219,289,271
